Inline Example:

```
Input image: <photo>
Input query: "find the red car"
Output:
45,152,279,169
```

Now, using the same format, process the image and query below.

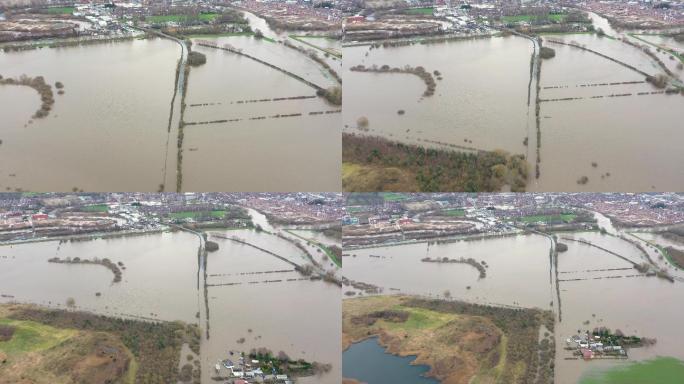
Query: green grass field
381,193,408,201
443,208,466,217
404,7,434,15
384,306,452,331
0,318,76,354
580,357,684,384
502,14,566,23
519,213,576,223
81,204,109,213
44,7,75,14
169,210,226,219
147,13,219,24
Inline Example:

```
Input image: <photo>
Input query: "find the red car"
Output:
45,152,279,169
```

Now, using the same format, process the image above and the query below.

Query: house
581,348,594,360
346,15,365,23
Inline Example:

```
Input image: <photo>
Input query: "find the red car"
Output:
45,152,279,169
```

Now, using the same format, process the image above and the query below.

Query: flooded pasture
0,38,180,192
554,231,684,384
202,228,341,384
0,10,341,192
343,36,533,155
0,231,199,322
533,32,684,192
182,35,340,191
343,234,554,309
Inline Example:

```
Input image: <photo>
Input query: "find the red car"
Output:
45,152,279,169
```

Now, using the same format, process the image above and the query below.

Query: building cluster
343,193,684,228
236,0,343,23
576,0,684,27
0,193,343,243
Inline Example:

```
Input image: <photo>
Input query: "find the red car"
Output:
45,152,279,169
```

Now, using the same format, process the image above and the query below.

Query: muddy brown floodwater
0,39,179,192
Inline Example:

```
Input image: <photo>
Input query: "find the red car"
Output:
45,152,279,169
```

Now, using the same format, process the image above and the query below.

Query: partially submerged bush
187,51,207,66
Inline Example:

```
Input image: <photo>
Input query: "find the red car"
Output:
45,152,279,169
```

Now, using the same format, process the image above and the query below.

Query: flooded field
0,38,179,192
533,32,684,192
0,11,341,192
202,228,340,384
182,34,340,191
343,36,533,155
554,231,684,384
343,234,553,309
0,231,199,322
342,14,684,192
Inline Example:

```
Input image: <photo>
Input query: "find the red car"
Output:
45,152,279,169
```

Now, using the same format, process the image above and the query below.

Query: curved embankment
545,39,651,77
47,257,123,283
348,64,436,97
195,40,326,91
559,237,639,266
0,75,56,119
210,233,302,269
420,257,487,278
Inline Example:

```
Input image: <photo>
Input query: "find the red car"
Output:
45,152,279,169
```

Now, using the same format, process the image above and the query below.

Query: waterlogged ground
202,228,341,384
0,232,199,322
343,36,533,155
182,36,340,191
0,32,341,192
554,232,684,384
0,38,179,192
343,234,553,308
533,33,684,192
